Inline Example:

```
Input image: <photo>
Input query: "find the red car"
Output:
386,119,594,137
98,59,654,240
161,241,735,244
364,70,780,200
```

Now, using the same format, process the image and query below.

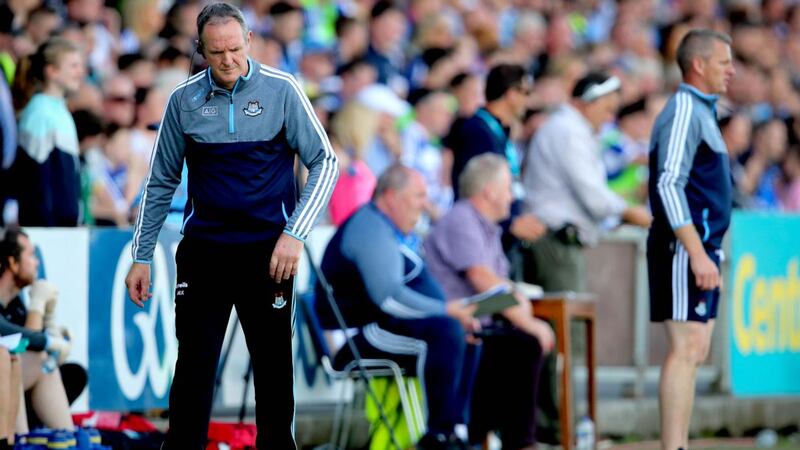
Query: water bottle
755,429,778,448
575,416,595,450
41,353,59,374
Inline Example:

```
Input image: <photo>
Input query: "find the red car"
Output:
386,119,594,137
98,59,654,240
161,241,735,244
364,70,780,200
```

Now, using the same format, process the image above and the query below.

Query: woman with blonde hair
327,101,381,225
11,37,85,227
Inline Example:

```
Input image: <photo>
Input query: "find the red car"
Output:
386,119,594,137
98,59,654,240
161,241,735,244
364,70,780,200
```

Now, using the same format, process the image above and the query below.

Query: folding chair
297,291,425,449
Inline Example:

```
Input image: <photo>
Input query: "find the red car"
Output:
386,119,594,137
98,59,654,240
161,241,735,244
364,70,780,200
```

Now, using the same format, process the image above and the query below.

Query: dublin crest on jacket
272,291,287,309
243,100,263,117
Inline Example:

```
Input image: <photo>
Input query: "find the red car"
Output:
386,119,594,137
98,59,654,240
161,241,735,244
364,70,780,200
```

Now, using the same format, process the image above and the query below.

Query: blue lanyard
475,109,521,177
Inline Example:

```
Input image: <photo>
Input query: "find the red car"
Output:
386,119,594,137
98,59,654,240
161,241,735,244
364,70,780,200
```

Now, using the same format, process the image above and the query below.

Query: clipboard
463,285,518,316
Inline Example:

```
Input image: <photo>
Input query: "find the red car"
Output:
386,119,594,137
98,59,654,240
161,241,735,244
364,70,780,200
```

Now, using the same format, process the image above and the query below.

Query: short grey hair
373,164,412,200
197,2,249,47
676,29,732,76
459,153,509,198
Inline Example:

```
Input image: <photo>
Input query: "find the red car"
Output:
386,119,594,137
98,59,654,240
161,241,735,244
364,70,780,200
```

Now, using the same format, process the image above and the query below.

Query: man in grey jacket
125,3,338,449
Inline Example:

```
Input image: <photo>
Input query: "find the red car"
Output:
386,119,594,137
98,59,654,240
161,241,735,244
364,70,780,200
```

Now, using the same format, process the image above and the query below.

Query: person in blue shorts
647,29,736,450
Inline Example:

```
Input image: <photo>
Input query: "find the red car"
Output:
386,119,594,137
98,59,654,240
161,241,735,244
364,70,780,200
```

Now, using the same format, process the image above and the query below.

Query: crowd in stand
0,0,799,449
0,0,798,229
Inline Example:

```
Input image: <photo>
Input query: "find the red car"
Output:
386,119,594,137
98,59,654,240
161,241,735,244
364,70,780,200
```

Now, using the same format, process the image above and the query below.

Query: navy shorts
648,238,722,323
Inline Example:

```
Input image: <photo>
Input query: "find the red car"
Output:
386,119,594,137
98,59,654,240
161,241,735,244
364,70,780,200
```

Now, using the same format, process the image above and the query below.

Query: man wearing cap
522,72,652,292
356,83,409,176
648,29,735,450
522,72,652,444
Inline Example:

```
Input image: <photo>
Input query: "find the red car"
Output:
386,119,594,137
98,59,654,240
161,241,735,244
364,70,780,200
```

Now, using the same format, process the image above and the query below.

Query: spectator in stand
241,0,273,37
779,145,800,210
334,15,369,67
268,1,304,74
365,0,408,92
0,71,15,226
119,0,167,55
720,112,754,208
16,6,62,58
523,72,652,292
508,12,548,77
298,43,337,100
601,97,655,206
102,73,137,131
742,118,789,209
523,72,652,444
355,83,409,177
337,57,378,106
328,101,380,226
11,37,85,227
84,127,132,227
118,52,157,93
0,228,75,434
401,90,457,223
66,0,118,82
446,64,547,250
444,72,484,170
159,2,203,55
425,153,555,449
128,86,168,197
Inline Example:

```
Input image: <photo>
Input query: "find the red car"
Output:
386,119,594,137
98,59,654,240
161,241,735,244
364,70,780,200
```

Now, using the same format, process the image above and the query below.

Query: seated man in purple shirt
424,154,555,450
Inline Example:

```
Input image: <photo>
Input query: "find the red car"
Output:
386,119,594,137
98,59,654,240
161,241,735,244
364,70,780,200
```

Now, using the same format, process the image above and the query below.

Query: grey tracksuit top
132,59,338,262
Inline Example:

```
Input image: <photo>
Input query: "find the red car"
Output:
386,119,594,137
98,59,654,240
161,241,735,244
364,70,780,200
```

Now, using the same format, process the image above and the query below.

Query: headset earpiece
196,39,204,58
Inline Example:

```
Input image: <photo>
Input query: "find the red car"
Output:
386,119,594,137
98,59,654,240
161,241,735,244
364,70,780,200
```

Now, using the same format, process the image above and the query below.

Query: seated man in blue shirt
316,165,478,450
425,154,555,450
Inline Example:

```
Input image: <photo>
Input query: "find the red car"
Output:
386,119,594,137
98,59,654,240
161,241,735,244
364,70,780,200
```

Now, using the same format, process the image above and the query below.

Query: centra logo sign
110,242,178,401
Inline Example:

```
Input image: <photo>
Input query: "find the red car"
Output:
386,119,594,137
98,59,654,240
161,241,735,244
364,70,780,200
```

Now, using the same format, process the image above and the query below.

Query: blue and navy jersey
14,93,80,226
132,59,338,263
648,83,732,248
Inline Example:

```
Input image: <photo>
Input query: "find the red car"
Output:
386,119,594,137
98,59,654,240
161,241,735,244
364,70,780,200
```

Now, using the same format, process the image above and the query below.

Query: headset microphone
178,45,213,113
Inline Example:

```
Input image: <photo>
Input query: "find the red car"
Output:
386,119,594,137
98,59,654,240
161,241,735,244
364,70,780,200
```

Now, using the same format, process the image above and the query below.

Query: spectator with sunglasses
445,64,548,247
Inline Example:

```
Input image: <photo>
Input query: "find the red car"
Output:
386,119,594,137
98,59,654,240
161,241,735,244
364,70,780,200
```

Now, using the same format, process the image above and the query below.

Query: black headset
196,38,205,58
176,39,214,113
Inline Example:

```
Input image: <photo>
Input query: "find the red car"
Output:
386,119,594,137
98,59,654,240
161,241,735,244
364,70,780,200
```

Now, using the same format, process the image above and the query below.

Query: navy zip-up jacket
14,93,80,227
316,203,447,329
132,60,338,262
648,83,732,249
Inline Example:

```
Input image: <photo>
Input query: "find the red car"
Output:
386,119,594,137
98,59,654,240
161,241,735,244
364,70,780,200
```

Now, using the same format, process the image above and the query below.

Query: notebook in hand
463,285,518,317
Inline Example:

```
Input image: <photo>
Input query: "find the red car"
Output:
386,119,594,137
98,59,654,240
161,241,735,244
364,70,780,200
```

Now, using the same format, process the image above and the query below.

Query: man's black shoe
417,432,450,450
417,432,470,450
